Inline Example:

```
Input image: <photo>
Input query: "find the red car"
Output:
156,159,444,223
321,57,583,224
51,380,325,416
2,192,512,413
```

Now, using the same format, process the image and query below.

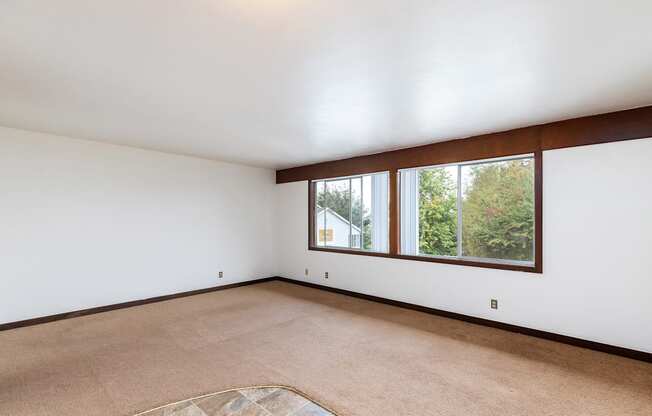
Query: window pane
461,158,535,262
312,172,389,253
315,181,325,246
323,179,351,248
418,166,458,257
362,176,372,249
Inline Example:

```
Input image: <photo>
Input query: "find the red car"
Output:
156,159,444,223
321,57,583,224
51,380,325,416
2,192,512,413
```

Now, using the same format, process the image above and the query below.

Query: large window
312,172,389,252
307,153,540,272
400,155,535,266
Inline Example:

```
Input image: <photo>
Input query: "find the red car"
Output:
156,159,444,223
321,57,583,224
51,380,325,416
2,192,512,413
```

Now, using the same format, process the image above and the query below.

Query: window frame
308,151,542,274
399,153,536,268
309,171,390,254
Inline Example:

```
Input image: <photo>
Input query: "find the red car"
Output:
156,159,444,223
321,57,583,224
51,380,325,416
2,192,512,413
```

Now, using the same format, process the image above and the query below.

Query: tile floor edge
131,385,341,416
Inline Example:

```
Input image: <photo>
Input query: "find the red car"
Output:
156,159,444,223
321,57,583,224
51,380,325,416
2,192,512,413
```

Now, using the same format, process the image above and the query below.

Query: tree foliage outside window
418,167,457,256
416,157,534,263
462,159,534,261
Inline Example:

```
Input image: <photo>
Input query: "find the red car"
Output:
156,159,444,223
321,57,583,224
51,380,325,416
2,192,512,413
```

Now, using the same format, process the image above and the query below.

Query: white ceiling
1,1,652,169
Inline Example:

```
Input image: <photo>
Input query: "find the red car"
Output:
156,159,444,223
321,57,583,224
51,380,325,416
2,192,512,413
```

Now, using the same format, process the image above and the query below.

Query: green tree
317,187,356,220
461,160,534,261
418,168,458,256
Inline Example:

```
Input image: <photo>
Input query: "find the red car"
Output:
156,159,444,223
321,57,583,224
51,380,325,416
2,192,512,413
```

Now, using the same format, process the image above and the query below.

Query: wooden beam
276,105,652,183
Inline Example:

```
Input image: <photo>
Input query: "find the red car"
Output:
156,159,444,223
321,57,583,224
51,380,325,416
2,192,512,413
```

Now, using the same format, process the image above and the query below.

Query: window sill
308,246,541,273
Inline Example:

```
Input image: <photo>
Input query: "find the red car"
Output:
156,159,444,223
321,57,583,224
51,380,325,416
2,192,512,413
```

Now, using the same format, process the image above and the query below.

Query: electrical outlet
218,271,223,279
490,299,498,309
305,268,309,276
324,271,329,279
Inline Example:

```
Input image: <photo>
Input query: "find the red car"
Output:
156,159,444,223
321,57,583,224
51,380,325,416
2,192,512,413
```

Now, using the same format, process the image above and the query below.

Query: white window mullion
349,178,353,248
324,181,329,247
456,166,463,258
360,178,364,249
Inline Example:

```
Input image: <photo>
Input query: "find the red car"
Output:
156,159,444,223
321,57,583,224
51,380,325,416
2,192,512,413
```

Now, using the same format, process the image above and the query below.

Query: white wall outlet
305,268,309,276
218,271,223,279
324,271,329,279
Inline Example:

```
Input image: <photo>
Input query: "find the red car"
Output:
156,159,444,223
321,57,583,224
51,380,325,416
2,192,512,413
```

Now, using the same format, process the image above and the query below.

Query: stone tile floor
136,386,336,416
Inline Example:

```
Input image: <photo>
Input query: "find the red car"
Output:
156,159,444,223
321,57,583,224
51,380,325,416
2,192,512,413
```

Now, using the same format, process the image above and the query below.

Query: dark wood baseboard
0,277,276,332
274,277,652,364
2,276,649,364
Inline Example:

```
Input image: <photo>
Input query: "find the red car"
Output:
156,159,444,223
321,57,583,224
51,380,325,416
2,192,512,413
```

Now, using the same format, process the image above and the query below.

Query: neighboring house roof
316,206,361,233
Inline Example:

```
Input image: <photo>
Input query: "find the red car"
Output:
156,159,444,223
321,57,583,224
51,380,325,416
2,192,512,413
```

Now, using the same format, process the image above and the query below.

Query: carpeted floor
1,281,651,416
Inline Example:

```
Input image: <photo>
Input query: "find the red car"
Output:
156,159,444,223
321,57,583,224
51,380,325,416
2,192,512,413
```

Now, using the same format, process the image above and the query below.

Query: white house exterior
315,207,361,248
314,172,390,252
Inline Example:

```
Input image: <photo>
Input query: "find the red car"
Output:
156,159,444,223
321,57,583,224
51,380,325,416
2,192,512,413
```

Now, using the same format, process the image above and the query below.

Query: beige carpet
1,281,650,416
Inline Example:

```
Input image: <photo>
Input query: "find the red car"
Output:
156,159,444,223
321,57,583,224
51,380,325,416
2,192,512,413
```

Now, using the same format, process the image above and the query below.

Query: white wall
0,127,277,324
275,139,652,353
3,125,651,353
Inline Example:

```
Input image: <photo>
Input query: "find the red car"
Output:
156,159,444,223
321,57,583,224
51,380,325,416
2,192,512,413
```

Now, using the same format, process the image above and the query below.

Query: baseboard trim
274,277,652,364
0,277,276,332
2,276,650,364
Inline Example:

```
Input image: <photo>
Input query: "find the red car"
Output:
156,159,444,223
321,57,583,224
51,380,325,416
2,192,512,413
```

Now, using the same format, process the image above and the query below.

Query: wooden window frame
308,151,543,273
309,172,390,253
292,105,652,275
